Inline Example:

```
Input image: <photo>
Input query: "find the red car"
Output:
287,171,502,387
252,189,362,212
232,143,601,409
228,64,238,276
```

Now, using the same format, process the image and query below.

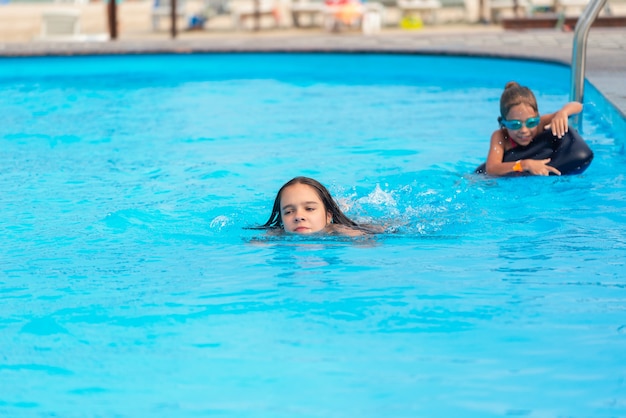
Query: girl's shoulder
330,224,385,236
329,224,367,237
490,129,511,150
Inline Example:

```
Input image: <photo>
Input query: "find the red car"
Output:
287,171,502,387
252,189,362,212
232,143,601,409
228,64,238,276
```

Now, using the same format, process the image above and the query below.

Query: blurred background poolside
1,0,625,43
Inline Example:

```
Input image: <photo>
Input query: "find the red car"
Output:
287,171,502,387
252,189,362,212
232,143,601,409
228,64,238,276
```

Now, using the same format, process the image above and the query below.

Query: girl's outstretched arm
543,101,583,138
485,129,515,176
484,129,561,176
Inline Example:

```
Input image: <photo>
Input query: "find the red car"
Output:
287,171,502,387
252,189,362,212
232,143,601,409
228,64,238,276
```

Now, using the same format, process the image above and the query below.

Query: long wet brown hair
255,176,360,230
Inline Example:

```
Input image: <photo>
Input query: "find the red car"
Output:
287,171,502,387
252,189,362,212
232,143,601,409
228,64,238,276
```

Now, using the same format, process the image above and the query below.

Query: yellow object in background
400,15,423,29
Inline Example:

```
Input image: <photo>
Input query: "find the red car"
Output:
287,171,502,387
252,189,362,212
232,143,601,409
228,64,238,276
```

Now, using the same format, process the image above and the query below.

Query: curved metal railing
570,0,608,127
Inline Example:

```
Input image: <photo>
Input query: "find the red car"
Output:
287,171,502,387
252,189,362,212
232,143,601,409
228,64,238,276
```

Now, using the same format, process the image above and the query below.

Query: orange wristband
512,160,523,172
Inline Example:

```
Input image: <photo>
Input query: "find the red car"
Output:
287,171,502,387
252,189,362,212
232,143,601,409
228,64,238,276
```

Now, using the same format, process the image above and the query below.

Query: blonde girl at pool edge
255,176,383,237
485,81,583,177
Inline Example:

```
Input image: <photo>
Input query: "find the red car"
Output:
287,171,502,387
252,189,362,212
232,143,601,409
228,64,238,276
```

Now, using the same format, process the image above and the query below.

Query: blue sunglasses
501,116,541,130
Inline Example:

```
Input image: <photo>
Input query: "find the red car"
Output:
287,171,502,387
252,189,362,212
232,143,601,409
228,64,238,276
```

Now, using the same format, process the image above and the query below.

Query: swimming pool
1,53,625,417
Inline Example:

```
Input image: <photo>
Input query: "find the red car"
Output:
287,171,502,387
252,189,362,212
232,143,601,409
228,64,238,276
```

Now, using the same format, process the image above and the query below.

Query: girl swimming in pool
484,81,583,177
255,176,382,236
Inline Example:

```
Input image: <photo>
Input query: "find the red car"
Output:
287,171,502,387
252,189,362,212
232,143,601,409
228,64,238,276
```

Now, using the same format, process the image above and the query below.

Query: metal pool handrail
570,0,607,127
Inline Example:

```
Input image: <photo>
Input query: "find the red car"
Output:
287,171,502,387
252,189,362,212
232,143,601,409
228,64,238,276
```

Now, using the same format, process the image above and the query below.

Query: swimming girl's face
504,103,540,147
279,183,332,234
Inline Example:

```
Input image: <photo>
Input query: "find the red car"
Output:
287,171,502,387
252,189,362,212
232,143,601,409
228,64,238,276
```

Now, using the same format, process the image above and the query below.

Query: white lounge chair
362,2,384,33
38,9,109,41
41,9,81,37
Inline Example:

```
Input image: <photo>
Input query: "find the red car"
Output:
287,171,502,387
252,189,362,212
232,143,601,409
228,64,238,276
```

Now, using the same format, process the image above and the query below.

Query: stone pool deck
0,22,624,117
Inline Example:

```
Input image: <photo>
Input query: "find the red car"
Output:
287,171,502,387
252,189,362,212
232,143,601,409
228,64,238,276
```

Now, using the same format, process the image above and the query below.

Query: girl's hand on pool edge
525,158,561,176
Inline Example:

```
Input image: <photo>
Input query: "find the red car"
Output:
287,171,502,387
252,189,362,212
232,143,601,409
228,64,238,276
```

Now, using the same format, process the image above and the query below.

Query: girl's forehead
507,103,537,117
281,183,321,202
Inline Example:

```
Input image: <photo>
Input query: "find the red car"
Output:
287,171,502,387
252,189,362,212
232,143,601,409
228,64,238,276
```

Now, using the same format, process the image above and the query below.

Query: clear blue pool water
1,53,625,417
